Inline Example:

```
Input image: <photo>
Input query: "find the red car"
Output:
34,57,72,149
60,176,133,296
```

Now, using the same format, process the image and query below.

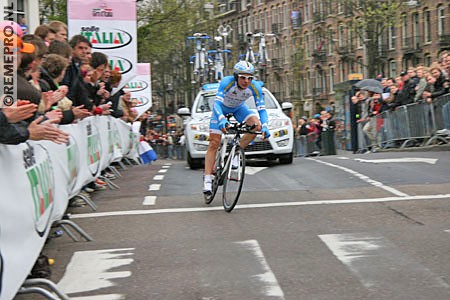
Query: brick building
215,0,449,120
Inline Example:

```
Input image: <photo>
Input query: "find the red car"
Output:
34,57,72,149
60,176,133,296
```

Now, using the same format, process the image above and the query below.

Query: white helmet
233,61,255,75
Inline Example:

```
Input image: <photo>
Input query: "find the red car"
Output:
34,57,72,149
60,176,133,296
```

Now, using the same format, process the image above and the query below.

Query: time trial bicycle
204,118,261,212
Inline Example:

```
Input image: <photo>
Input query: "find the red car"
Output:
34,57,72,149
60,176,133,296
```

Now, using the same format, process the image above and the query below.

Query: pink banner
68,0,136,21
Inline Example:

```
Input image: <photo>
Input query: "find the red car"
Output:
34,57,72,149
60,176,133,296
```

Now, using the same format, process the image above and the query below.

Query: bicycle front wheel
223,147,245,212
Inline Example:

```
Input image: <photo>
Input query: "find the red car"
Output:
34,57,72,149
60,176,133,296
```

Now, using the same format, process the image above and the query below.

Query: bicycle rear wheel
204,149,223,204
222,147,245,212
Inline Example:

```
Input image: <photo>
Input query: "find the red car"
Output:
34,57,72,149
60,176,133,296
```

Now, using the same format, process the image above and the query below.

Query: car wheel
279,152,293,164
187,152,203,169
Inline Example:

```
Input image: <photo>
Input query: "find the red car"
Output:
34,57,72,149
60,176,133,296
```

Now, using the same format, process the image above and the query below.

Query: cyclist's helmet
233,61,255,76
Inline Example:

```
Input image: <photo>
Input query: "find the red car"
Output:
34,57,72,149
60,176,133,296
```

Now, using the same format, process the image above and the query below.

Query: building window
327,27,333,55
389,60,397,78
329,66,335,92
357,57,363,74
305,32,311,57
402,14,408,47
424,54,432,66
304,0,310,22
424,10,431,43
339,63,345,82
388,26,396,49
306,70,311,95
338,24,345,47
438,6,445,36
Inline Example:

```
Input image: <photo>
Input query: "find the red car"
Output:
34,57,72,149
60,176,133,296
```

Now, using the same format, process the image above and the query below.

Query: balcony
271,58,283,70
401,36,422,54
313,12,325,23
312,50,327,63
271,23,283,34
312,87,328,100
438,34,450,49
337,45,355,60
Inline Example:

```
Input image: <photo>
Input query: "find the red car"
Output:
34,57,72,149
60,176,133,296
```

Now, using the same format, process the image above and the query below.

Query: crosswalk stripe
158,169,168,173
319,233,450,297
143,196,156,205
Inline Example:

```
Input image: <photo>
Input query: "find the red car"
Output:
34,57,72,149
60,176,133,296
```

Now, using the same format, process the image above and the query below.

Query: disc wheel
223,148,245,212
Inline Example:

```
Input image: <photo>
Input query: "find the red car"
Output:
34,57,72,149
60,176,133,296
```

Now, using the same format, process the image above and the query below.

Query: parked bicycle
204,117,261,212
187,33,211,85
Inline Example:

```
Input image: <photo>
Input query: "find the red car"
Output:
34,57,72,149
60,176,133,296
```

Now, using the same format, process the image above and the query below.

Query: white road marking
319,233,450,297
58,248,134,296
445,230,450,233
337,157,350,160
143,196,156,205
153,175,164,180
236,240,285,299
158,169,168,173
245,166,267,175
148,184,161,191
308,158,409,197
163,163,172,166
71,193,450,219
71,295,124,300
354,157,438,164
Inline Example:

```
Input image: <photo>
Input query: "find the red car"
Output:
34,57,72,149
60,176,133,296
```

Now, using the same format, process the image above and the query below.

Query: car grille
226,140,273,152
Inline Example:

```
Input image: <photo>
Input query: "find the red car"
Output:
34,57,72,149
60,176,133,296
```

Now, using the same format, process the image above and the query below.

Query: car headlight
190,122,209,131
268,119,290,130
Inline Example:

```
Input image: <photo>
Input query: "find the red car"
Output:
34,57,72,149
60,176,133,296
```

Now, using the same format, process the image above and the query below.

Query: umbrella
354,79,383,94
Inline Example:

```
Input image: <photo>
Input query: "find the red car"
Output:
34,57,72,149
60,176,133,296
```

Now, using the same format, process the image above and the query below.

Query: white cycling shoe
231,155,239,169
203,179,212,195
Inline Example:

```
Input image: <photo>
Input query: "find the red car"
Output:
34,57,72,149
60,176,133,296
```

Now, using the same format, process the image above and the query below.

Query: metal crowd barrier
356,93,450,152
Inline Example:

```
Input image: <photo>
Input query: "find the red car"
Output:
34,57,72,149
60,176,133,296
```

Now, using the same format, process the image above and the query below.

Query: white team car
177,82,294,169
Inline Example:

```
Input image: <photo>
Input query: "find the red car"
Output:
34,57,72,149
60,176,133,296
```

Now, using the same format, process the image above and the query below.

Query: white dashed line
158,169,168,173
143,196,156,205
153,175,164,180
148,184,161,191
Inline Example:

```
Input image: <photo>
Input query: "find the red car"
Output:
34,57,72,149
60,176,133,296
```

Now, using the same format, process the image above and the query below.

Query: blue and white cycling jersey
211,76,268,131
215,76,265,110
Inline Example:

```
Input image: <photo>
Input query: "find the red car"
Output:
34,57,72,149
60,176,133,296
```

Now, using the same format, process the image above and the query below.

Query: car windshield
195,90,278,113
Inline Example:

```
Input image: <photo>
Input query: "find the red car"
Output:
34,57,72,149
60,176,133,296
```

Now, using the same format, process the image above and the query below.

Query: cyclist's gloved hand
261,124,270,139
218,118,230,132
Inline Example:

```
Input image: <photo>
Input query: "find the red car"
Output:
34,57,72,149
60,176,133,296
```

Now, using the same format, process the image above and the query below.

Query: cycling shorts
209,101,258,134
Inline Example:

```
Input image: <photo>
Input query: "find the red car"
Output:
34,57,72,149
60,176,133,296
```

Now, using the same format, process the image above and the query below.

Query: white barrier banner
0,116,138,300
123,63,152,119
0,143,55,300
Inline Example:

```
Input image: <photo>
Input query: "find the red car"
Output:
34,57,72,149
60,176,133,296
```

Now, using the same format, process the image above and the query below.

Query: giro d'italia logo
124,80,148,93
80,26,132,50
109,56,133,74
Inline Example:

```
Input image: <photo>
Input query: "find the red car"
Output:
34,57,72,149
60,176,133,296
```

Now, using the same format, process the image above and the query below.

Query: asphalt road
16,150,450,300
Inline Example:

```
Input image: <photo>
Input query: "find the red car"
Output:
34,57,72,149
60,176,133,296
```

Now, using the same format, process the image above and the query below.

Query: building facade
215,0,450,121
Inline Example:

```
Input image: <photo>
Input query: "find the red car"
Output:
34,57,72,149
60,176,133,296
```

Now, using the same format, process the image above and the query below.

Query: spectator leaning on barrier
422,66,449,102
295,116,308,157
61,34,94,111
0,29,68,144
395,71,416,106
414,66,429,102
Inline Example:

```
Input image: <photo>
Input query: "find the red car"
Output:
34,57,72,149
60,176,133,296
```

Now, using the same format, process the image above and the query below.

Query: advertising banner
67,0,137,85
0,116,137,300
123,63,152,119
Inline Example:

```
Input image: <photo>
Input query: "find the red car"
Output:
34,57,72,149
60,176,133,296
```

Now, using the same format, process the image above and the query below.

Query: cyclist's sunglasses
238,75,254,81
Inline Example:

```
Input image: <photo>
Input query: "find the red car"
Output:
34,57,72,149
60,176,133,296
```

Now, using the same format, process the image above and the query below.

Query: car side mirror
281,102,293,111
177,107,191,117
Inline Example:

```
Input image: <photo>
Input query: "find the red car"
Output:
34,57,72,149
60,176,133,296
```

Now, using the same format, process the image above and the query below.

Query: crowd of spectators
0,20,152,204
351,53,450,150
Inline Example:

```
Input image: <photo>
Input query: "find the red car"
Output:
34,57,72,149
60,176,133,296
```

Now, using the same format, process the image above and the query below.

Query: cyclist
203,61,270,195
